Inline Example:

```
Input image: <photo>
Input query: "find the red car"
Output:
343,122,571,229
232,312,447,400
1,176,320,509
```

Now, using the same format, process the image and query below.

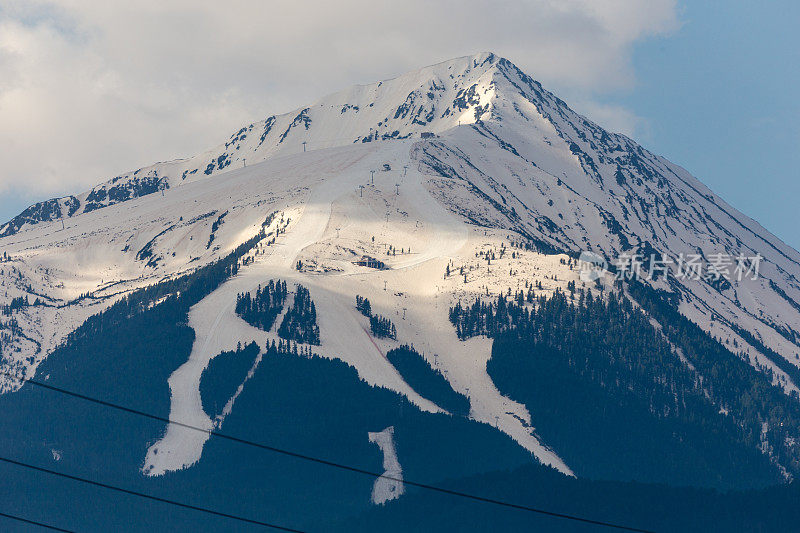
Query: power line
0,510,75,532
0,456,303,532
1,369,653,532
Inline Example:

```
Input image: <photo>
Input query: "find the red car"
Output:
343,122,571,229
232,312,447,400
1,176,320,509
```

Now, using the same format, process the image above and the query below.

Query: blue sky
0,1,797,249
597,1,799,249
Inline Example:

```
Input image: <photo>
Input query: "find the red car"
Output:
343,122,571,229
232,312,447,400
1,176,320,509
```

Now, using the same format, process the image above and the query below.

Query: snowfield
2,52,800,479
142,141,572,476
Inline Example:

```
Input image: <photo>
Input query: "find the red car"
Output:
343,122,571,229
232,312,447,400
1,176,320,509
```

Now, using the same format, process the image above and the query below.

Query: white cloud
0,0,678,199
566,99,649,139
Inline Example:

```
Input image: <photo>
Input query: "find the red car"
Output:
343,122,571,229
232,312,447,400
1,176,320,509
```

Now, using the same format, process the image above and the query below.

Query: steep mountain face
2,53,800,523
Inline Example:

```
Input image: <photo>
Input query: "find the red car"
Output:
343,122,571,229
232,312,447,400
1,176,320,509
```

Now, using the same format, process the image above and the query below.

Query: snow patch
368,426,404,505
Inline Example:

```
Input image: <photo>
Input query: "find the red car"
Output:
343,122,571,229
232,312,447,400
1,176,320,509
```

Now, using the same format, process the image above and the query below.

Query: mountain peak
407,51,501,75
4,51,800,501
0,52,524,237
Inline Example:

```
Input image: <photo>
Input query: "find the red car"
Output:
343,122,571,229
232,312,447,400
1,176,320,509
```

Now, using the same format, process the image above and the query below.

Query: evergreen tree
235,279,288,331
278,284,321,345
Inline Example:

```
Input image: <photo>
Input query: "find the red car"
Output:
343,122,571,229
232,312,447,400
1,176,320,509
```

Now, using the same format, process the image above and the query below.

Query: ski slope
143,140,573,476
2,52,800,480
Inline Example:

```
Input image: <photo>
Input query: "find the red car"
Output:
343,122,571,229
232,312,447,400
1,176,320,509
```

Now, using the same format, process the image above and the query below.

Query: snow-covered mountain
0,53,503,237
2,52,800,502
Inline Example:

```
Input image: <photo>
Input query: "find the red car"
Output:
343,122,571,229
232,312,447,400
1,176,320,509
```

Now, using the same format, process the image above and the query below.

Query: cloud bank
0,0,678,199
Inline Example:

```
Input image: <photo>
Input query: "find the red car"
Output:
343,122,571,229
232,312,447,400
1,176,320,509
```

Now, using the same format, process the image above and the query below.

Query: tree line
450,285,793,487
235,280,288,331
355,295,396,339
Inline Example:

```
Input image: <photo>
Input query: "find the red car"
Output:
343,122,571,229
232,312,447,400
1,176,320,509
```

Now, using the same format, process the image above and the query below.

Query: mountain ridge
2,52,800,488
0,52,505,236
2,51,799,386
